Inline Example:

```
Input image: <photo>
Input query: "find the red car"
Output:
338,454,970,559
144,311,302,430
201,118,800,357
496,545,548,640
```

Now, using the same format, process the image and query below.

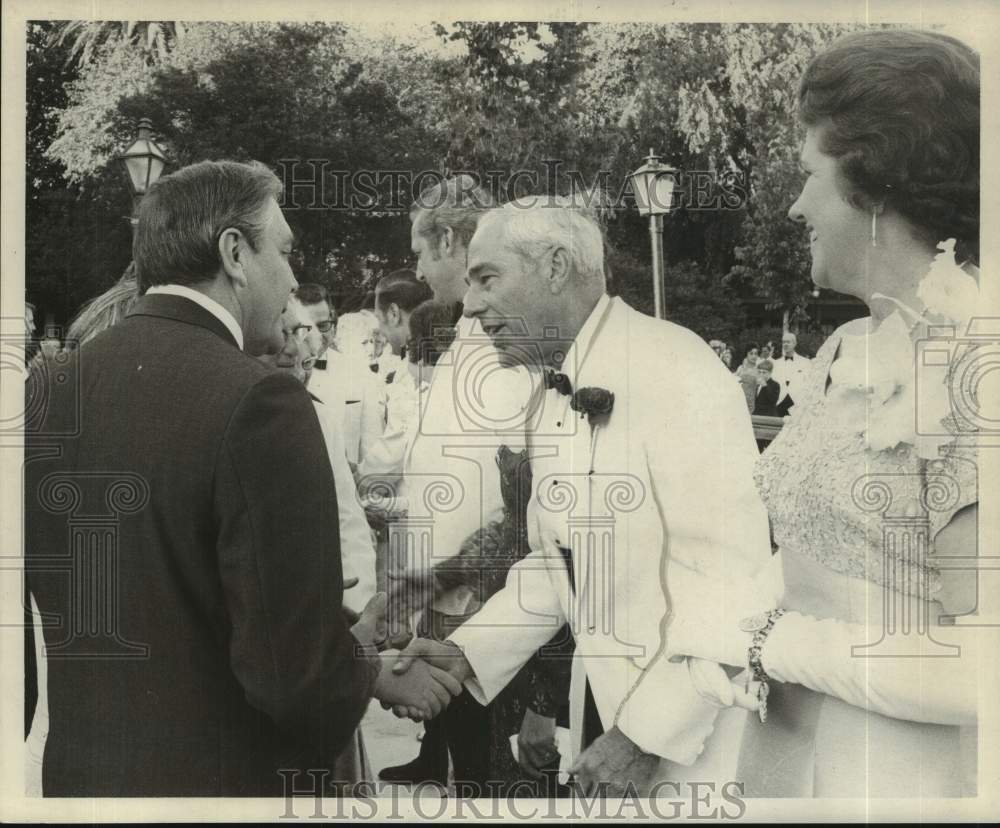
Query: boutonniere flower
569,387,615,476
569,387,615,428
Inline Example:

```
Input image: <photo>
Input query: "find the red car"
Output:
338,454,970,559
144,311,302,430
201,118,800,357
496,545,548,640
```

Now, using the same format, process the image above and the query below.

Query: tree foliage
28,20,864,328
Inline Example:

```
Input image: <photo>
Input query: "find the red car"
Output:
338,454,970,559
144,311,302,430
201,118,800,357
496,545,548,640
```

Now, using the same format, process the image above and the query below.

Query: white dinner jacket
770,351,811,404
450,296,772,765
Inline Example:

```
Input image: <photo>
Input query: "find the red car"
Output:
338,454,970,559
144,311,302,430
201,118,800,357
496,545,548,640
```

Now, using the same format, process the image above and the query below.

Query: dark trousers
414,607,492,786
582,680,604,750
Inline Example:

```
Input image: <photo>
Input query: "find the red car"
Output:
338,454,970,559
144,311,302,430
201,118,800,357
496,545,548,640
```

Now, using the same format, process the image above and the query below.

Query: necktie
545,369,573,397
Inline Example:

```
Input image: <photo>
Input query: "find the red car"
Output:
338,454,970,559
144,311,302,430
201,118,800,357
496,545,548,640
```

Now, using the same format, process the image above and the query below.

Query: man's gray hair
481,195,605,285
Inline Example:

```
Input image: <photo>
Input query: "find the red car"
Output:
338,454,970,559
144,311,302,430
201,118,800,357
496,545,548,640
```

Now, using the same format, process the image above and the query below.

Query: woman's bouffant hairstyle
799,29,979,262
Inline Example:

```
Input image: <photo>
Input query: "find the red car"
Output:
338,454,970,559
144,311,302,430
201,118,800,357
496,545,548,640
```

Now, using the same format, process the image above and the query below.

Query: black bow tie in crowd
784,355,793,361
545,369,573,397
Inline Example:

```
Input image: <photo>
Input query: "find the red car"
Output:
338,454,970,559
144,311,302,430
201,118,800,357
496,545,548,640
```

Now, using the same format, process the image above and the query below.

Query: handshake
350,592,474,722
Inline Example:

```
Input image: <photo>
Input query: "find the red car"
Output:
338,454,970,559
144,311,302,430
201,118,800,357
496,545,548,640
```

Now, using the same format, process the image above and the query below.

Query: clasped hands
381,637,474,721
350,592,469,722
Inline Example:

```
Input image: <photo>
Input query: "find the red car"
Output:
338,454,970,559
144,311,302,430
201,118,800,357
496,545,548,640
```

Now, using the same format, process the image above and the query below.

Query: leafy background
27,20,878,349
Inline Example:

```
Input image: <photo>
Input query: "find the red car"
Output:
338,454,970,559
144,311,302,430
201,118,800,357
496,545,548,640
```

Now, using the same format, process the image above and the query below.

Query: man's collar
555,293,612,388
145,284,244,350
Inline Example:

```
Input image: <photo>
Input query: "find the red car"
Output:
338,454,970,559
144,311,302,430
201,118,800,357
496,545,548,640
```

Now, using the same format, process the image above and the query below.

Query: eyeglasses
315,319,335,334
283,324,312,343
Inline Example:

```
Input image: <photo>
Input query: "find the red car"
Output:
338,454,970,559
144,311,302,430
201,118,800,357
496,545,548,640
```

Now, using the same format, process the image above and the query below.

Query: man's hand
350,592,387,648
392,637,473,684
568,726,659,797
373,650,462,721
517,708,559,780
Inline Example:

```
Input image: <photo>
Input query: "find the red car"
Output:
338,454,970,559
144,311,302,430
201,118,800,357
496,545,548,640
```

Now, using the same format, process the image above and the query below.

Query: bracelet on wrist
739,608,786,723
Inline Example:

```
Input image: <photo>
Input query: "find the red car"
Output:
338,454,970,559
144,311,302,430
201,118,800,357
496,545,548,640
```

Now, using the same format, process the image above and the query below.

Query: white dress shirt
145,284,244,350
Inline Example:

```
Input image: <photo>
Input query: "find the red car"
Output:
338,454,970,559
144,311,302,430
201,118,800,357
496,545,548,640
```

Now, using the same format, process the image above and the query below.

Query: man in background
292,287,377,614
358,269,432,481
770,331,810,414
299,283,386,468
379,175,530,788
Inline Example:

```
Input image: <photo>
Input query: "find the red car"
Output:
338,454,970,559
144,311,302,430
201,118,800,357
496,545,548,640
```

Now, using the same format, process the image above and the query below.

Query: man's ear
546,246,572,294
440,226,455,257
218,227,249,289
389,303,402,327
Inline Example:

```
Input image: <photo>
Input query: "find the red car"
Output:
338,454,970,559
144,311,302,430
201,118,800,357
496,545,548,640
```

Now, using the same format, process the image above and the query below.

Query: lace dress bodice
754,319,978,601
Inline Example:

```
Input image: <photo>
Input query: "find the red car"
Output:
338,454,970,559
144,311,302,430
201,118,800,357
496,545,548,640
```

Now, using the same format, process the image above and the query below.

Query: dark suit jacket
753,378,783,417
25,294,378,796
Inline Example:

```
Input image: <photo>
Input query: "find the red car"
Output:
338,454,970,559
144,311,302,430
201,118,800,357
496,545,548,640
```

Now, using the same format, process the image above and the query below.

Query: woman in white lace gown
667,29,982,797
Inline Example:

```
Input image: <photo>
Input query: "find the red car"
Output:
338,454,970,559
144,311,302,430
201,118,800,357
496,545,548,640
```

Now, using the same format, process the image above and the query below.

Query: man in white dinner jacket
393,197,773,795
769,332,811,414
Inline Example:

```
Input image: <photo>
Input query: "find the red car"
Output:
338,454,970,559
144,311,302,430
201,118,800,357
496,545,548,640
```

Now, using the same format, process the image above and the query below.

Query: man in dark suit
753,358,788,417
24,160,458,796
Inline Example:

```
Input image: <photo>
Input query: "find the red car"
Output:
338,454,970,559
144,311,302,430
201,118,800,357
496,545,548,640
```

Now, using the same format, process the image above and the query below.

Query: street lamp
629,149,679,320
117,118,168,225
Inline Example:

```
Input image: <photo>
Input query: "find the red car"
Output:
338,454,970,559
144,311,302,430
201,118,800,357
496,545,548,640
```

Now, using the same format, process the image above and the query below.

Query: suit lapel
563,299,627,620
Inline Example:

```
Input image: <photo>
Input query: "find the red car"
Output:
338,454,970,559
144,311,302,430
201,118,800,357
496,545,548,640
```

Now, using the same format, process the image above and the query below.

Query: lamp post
629,149,679,320
117,118,168,226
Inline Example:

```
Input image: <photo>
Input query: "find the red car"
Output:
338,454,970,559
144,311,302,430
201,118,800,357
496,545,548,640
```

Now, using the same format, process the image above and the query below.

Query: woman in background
734,343,761,413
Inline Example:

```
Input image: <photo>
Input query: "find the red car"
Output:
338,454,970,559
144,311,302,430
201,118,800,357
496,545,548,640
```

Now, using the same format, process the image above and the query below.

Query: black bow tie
545,370,573,397
314,359,327,370
784,355,793,361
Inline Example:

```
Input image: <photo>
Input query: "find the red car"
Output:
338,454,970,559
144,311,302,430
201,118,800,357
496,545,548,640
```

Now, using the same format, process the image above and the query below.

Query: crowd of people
709,333,812,419
22,27,983,804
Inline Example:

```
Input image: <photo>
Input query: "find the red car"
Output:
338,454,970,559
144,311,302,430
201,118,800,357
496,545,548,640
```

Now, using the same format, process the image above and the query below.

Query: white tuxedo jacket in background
311,395,377,615
402,316,532,614
450,295,772,768
770,351,811,406
311,349,387,466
